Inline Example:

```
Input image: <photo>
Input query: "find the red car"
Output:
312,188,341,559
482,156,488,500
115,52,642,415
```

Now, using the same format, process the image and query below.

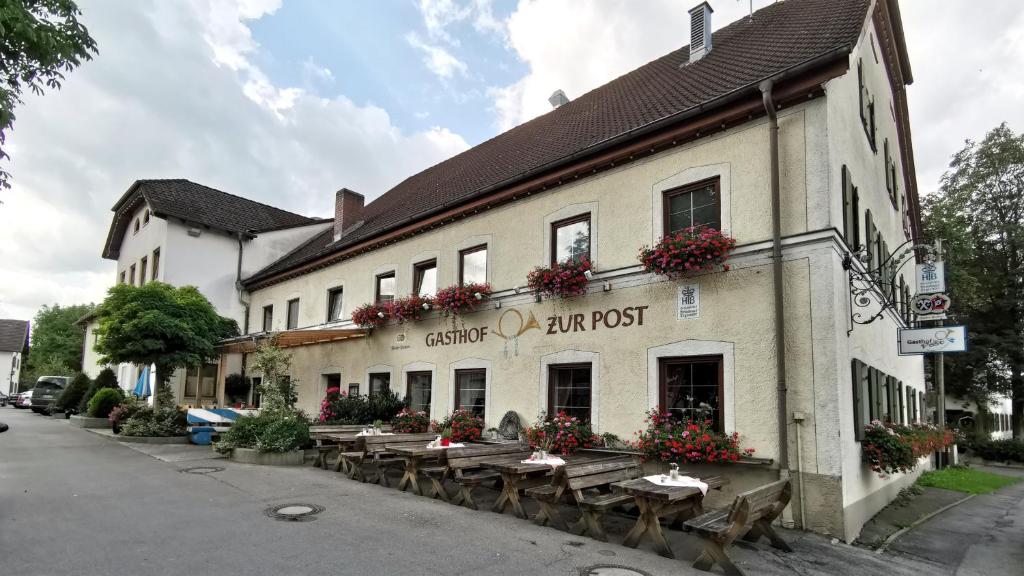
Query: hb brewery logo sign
424,304,651,356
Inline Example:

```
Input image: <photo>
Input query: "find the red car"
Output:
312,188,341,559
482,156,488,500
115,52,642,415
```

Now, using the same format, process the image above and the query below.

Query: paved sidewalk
886,466,1024,575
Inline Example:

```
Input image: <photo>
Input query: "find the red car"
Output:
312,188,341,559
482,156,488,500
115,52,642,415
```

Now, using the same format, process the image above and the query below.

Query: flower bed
435,409,484,443
352,302,389,328
633,409,754,464
527,259,592,299
862,420,954,477
392,407,430,433
433,283,491,318
524,412,599,455
638,227,736,277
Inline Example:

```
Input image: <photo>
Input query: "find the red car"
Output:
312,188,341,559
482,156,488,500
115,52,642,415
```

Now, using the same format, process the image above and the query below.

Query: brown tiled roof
245,0,871,285
102,179,322,259
0,319,29,353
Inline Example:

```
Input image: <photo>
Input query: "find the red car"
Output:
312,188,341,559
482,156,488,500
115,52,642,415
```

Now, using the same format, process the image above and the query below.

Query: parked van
29,376,70,415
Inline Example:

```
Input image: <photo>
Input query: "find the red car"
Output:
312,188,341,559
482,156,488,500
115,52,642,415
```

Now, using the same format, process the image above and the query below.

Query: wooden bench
433,444,530,510
526,456,639,539
309,425,369,470
361,433,437,487
685,479,792,576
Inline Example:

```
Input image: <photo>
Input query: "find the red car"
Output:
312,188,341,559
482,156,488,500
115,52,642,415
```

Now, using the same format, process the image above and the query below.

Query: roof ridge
140,178,314,221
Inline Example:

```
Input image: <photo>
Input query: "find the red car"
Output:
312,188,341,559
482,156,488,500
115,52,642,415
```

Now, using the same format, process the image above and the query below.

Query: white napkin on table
427,442,465,449
356,431,395,437
642,474,708,496
521,456,566,468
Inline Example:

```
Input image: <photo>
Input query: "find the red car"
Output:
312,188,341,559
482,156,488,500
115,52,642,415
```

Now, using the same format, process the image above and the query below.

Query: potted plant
440,427,452,447
392,407,430,433
352,302,389,328
638,226,736,277
524,412,598,455
438,409,484,443
633,408,754,464
527,258,592,300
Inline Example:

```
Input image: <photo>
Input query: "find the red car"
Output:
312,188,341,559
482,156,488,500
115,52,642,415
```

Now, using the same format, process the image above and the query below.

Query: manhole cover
578,565,651,576
180,466,225,474
264,503,325,522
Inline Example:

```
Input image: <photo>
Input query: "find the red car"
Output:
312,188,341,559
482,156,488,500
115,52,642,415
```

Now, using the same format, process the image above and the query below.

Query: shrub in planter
861,421,954,477
55,373,91,413
386,295,429,324
78,367,119,414
432,283,491,321
367,389,406,423
87,388,124,418
109,396,145,433
968,438,1024,463
524,412,598,455
214,412,310,454
317,387,371,424
392,407,430,433
527,259,592,299
436,409,484,443
119,406,187,437
633,408,754,464
638,227,736,277
352,302,389,328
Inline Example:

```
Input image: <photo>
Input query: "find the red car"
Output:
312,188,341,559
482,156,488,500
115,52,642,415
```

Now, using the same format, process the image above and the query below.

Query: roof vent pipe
548,89,570,109
688,2,713,62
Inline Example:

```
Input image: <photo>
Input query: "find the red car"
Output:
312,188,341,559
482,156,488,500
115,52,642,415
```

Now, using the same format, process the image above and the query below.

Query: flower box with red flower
638,227,736,278
527,259,592,300
437,409,484,443
432,283,491,318
386,295,428,324
351,302,389,328
632,408,754,464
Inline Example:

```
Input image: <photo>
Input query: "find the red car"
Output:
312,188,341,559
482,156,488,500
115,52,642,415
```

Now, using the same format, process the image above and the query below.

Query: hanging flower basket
352,302,389,328
386,295,428,324
527,259,592,299
432,283,491,318
638,227,736,277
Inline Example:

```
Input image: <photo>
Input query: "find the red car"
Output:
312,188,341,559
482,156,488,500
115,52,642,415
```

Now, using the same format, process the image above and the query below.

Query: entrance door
659,356,724,432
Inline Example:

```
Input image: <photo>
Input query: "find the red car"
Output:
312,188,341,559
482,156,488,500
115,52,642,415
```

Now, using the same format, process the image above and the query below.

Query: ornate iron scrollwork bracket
844,241,937,336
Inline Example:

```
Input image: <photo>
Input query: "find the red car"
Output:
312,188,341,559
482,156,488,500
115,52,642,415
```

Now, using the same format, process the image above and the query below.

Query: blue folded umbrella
133,366,151,398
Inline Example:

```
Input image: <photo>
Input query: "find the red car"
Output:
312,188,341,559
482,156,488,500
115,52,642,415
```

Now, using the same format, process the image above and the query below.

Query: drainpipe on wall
760,80,791,496
235,233,250,335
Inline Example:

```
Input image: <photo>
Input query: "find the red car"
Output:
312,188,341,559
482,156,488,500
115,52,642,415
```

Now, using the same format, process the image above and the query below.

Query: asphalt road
0,408,956,576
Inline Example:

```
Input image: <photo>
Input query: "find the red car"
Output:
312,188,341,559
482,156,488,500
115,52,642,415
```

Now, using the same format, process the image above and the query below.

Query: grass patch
917,467,1022,495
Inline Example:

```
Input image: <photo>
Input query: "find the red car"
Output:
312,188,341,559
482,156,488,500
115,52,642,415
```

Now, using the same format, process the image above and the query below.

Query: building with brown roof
0,319,29,396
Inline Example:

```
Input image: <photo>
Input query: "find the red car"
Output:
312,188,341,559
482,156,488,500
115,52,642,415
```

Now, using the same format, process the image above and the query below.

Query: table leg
398,458,422,495
622,497,650,548
622,498,675,559
492,473,516,514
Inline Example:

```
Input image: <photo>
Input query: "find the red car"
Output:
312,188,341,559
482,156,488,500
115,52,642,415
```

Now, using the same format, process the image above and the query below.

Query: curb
874,493,976,554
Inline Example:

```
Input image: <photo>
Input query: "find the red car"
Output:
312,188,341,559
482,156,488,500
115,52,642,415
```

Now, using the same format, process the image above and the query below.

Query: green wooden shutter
897,381,905,424
864,211,875,266
852,359,864,441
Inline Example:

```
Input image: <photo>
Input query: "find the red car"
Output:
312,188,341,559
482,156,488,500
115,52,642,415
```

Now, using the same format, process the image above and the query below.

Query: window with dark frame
139,257,148,285
375,272,396,303
129,264,136,286
133,218,140,234
841,166,860,249
548,364,592,421
348,383,360,396
659,356,724,433
262,305,273,332
413,260,437,297
407,371,432,414
326,287,344,322
663,178,720,236
858,60,876,151
454,368,486,417
151,248,160,281
459,245,487,285
119,271,126,284
143,209,151,225
369,372,391,398
551,214,591,266
286,298,299,330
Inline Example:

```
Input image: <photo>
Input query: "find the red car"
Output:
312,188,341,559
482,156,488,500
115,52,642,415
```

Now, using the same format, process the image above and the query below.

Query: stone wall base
70,415,111,429
117,434,189,444
230,447,304,466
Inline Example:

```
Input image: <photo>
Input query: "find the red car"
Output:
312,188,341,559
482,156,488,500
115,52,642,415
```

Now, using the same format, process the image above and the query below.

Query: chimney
548,89,570,109
333,188,364,242
688,2,713,62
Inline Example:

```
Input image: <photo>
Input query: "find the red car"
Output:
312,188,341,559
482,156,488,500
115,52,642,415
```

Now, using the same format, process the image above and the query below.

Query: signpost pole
935,238,945,432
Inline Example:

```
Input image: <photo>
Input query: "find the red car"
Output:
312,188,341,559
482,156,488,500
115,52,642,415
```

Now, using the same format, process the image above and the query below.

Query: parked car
0,392,8,407
29,376,69,414
15,390,32,409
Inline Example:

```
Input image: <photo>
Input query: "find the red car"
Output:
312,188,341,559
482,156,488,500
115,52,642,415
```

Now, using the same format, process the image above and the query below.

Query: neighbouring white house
947,394,1014,440
85,179,331,403
0,319,29,396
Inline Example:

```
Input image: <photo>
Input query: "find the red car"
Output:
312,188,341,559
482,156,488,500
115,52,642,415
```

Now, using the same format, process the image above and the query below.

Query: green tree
248,339,297,414
24,303,93,376
0,0,98,189
923,123,1024,436
93,282,238,408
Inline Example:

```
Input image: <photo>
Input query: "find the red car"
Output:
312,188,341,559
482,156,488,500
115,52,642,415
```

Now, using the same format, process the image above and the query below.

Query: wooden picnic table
612,474,728,559
324,433,364,475
389,444,462,497
481,451,613,519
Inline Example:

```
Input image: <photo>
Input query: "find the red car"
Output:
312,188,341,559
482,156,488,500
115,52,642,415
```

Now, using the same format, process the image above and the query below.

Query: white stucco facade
0,350,22,396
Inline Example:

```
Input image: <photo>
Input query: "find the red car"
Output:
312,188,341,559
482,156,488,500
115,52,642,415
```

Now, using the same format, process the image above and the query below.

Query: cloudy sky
1,0,1022,324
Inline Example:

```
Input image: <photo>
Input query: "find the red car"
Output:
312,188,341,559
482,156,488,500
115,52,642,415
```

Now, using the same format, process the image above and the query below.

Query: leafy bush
55,373,90,413
119,406,187,437
317,387,371,424
109,396,146,429
436,409,484,443
214,412,310,453
633,408,754,464
392,407,430,433
524,412,598,455
862,421,954,477
87,388,124,418
367,389,406,422
78,368,119,414
968,438,1024,464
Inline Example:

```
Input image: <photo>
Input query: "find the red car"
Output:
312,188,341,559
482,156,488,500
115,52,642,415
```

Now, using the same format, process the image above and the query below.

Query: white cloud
415,0,471,45
406,32,469,79
302,58,335,86
0,0,469,321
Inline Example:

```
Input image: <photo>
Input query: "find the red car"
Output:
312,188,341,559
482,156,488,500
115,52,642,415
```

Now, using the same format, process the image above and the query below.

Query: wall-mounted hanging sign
898,325,967,355
677,283,700,320
916,261,945,294
911,293,951,319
